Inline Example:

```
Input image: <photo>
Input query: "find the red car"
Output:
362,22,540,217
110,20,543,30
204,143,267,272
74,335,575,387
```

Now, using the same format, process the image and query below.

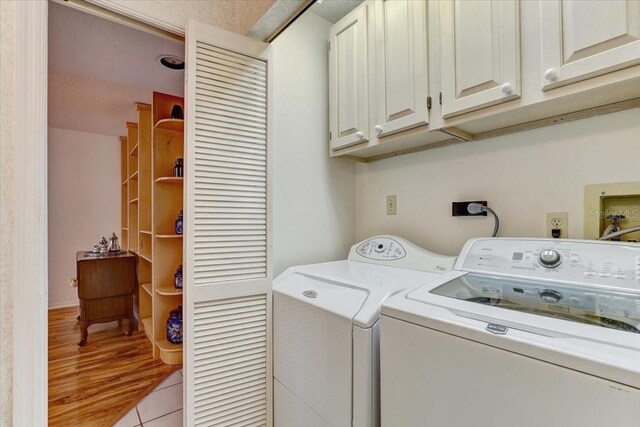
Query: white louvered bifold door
184,20,272,427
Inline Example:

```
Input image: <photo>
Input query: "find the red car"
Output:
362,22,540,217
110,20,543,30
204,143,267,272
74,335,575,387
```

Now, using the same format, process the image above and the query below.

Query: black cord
483,207,500,237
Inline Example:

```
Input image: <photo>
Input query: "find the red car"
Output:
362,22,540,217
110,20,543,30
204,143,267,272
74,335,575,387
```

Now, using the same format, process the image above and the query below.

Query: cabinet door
373,0,429,136
329,5,369,151
440,0,521,118
540,0,640,90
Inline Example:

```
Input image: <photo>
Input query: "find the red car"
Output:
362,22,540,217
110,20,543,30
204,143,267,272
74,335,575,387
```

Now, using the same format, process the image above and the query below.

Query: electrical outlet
546,212,568,238
452,201,488,216
386,195,397,215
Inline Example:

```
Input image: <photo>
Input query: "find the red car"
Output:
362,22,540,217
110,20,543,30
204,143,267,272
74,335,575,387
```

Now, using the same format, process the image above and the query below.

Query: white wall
48,127,121,308
271,12,357,276
356,108,640,256
0,0,16,422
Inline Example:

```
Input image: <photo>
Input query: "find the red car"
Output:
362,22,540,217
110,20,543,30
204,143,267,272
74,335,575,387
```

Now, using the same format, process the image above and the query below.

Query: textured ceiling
154,0,276,35
309,0,363,24
86,0,276,36
248,0,307,41
48,2,184,137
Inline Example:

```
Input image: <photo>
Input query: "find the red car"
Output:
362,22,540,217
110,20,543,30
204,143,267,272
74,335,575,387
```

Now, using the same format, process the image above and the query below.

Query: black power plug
452,201,488,217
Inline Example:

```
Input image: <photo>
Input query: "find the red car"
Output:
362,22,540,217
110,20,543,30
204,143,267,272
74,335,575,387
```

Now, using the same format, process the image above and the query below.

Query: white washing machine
380,238,640,427
273,235,457,427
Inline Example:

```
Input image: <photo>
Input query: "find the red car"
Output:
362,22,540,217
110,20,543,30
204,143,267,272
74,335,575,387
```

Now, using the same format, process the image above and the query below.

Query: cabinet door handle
374,125,383,134
501,83,513,94
355,131,364,140
544,68,558,81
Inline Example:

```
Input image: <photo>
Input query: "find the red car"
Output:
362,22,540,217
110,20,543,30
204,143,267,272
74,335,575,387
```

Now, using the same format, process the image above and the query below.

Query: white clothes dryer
273,235,456,427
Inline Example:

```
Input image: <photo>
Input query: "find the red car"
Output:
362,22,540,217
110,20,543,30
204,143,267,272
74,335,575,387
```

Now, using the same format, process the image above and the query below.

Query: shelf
156,286,182,296
155,234,183,239
122,180,127,186
129,170,138,180
129,144,138,156
155,176,183,184
141,317,153,343
141,283,152,296
157,339,183,365
122,227,128,231
129,198,139,203
155,118,184,133
139,253,152,263
140,230,152,235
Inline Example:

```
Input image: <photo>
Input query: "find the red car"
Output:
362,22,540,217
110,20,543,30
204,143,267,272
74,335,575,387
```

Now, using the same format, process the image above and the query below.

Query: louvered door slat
196,83,267,108
186,21,272,427
195,131,265,148
196,73,266,98
197,44,266,68
196,49,267,75
196,98,266,120
195,110,267,131
198,61,267,84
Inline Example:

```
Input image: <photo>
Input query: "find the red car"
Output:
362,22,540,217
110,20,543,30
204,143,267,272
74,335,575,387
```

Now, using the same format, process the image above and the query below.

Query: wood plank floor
49,307,178,427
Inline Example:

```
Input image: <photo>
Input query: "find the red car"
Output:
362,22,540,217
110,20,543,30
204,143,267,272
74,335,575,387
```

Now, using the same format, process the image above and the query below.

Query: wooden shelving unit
120,105,153,341
120,136,129,251
126,122,139,254
152,92,184,365
120,95,183,366
135,103,153,352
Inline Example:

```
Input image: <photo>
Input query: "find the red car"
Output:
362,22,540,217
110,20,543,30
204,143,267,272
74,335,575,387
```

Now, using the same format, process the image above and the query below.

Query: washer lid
275,260,443,327
275,273,368,320
429,273,640,334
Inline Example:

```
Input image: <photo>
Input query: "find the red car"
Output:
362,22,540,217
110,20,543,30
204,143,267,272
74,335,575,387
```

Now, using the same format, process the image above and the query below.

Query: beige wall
271,12,356,276
0,0,16,423
47,128,121,308
355,108,640,256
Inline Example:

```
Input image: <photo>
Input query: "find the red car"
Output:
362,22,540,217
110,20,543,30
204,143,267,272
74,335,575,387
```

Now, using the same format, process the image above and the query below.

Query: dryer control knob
539,249,562,268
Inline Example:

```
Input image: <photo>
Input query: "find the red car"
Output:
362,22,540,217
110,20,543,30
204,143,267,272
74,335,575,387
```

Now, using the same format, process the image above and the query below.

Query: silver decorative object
99,237,109,253
108,232,121,252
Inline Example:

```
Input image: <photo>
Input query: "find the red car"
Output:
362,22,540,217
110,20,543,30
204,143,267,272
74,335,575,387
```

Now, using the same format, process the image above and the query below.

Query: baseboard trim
48,301,79,310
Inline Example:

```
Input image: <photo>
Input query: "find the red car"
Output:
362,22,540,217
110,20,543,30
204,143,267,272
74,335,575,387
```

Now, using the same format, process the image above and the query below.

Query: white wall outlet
387,195,397,215
546,212,568,238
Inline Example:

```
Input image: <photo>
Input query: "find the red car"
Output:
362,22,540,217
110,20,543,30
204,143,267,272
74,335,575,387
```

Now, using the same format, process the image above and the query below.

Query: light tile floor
113,370,184,427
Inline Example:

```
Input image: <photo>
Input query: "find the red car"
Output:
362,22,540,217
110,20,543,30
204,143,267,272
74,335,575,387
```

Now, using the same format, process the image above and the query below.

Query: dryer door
274,274,367,427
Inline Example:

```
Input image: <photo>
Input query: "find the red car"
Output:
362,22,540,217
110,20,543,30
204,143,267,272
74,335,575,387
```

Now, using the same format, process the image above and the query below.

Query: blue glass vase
175,210,183,235
174,265,183,289
166,306,183,344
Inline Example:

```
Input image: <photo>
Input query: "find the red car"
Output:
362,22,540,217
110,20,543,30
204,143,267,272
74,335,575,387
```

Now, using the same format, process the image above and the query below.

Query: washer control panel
355,237,406,261
348,235,458,273
458,238,640,291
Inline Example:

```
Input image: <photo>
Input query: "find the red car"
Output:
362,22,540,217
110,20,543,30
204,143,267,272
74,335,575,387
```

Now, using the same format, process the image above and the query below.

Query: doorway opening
47,3,185,425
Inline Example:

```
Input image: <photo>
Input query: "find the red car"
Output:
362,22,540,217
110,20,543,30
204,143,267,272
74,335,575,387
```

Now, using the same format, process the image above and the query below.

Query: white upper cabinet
329,5,370,151
540,0,640,90
440,0,521,118
372,0,429,136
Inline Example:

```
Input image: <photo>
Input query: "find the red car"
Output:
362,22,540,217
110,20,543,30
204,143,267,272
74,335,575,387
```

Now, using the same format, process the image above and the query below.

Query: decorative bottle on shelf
175,210,183,235
172,158,183,177
166,306,183,344
174,265,183,289
170,104,183,120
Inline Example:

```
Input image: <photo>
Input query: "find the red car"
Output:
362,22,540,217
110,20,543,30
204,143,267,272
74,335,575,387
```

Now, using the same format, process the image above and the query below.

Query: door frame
13,2,188,425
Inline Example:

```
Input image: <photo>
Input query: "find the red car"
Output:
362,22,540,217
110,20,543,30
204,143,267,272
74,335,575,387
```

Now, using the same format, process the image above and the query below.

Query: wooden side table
76,251,137,346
